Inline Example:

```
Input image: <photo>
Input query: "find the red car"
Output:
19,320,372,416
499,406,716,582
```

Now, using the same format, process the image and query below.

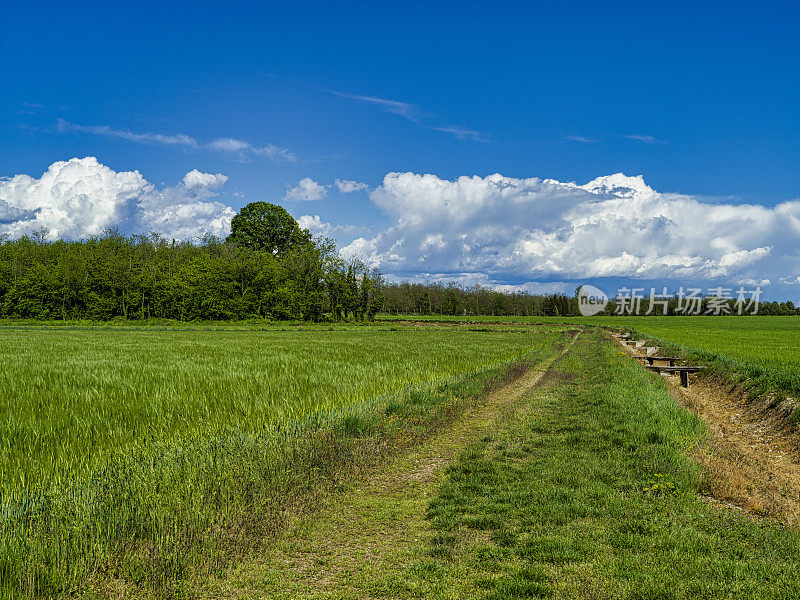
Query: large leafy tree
227,202,311,255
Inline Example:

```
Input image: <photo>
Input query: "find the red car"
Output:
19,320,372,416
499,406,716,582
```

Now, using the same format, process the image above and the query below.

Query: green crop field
591,315,800,367
0,324,567,598
0,325,566,479
379,314,800,395
591,316,800,396
5,317,800,599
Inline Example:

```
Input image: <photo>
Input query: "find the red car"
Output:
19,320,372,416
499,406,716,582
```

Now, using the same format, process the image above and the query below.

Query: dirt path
615,336,800,525
197,332,579,599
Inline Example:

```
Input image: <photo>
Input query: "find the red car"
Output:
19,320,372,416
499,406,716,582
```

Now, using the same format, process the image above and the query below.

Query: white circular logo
577,285,608,316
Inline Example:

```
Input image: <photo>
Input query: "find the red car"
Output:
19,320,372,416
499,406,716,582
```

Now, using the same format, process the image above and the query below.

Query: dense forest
0,231,377,321
0,201,797,321
0,233,577,321
0,203,385,321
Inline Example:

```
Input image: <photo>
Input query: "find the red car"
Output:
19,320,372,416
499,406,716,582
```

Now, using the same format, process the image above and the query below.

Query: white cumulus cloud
183,169,228,189
334,179,369,193
341,171,800,284
284,177,328,201
0,157,236,241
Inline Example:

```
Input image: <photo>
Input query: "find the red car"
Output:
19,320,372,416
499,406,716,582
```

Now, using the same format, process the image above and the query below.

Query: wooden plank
644,365,704,373
646,356,681,366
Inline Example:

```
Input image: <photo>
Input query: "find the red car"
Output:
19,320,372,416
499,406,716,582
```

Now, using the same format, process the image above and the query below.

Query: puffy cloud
342,171,800,284
0,157,149,239
136,175,235,240
183,169,228,189
284,177,328,201
334,179,368,193
0,157,235,241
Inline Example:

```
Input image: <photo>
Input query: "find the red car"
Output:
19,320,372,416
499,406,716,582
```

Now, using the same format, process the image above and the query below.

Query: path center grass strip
413,331,800,599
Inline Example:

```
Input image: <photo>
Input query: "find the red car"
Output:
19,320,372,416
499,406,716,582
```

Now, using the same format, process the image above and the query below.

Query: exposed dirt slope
616,336,800,525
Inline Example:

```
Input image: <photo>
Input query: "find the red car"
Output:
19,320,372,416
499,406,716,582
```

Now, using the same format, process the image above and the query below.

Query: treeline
600,296,800,316
378,282,575,317
0,232,383,321
0,230,580,321
378,285,800,318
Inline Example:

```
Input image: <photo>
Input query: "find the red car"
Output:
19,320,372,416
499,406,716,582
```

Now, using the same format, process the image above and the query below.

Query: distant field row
381,314,800,397
379,314,800,367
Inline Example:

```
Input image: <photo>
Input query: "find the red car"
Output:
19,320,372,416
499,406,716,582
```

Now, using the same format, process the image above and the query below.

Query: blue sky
2,1,800,299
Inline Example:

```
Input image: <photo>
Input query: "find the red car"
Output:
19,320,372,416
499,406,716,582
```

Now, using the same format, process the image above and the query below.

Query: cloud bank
5,161,799,289
341,171,800,284
0,157,235,240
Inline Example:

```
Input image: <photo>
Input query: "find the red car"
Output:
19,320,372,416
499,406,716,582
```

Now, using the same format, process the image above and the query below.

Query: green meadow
0,325,566,597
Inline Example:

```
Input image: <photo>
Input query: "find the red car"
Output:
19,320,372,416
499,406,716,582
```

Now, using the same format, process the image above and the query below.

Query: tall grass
0,326,563,597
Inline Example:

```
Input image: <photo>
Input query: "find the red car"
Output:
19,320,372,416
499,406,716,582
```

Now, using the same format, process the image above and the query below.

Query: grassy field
5,316,800,598
0,326,566,479
0,325,566,598
597,315,800,368
206,330,800,599
379,315,800,397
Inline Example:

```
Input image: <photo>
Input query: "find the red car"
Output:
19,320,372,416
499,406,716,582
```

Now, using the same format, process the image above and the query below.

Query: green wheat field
0,324,566,597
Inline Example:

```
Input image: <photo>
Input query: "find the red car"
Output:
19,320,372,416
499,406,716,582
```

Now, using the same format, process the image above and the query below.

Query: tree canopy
226,201,311,255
